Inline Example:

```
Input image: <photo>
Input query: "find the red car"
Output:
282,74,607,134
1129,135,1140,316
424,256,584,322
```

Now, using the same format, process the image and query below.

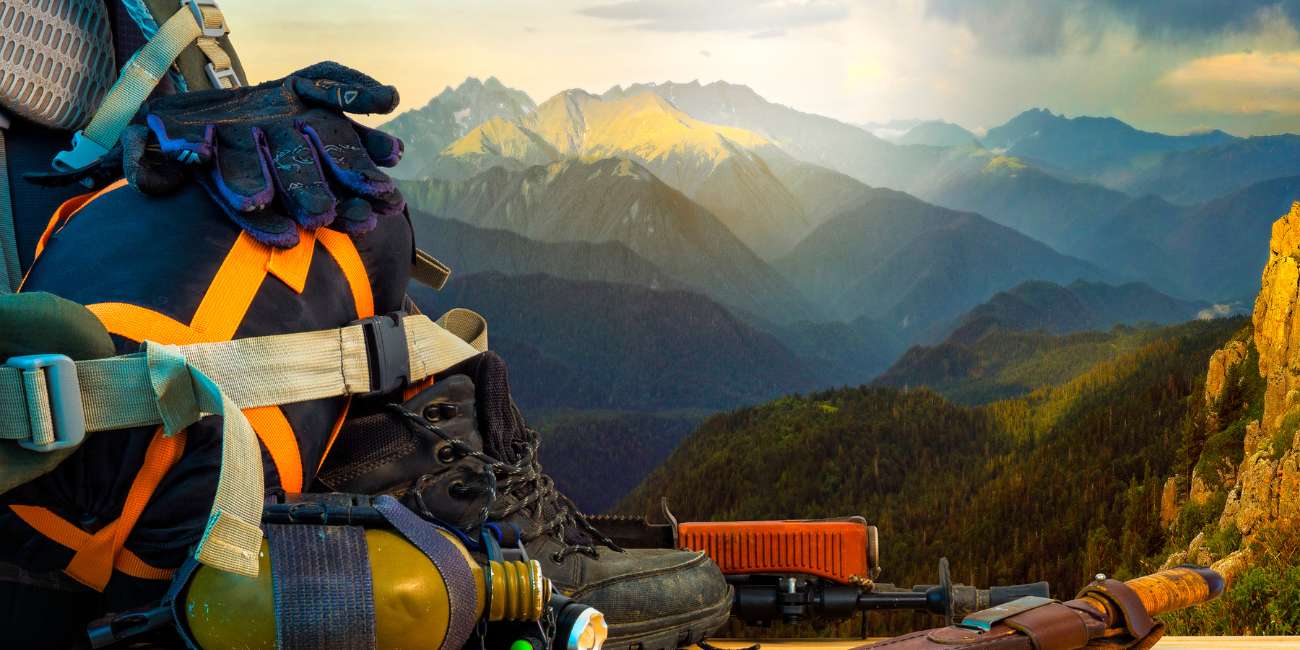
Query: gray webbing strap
268,524,376,650
0,119,19,294
373,495,479,650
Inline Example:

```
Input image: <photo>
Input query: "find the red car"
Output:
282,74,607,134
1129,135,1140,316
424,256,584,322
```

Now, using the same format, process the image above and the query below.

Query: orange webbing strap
9,503,173,581
63,427,187,588
316,398,352,474
19,179,130,289
317,228,375,319
18,218,375,590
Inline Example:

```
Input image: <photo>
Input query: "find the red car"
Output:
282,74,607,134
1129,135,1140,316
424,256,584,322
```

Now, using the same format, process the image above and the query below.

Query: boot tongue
470,352,599,548
472,351,528,464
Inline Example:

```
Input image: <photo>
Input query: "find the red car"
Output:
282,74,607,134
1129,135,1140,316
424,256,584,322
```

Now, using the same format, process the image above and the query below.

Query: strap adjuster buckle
183,0,230,39
51,130,110,174
353,312,410,397
205,63,242,90
5,354,86,452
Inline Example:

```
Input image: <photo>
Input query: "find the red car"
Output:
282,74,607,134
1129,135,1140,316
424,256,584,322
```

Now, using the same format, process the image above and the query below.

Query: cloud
1160,50,1300,114
577,0,847,35
924,0,1300,56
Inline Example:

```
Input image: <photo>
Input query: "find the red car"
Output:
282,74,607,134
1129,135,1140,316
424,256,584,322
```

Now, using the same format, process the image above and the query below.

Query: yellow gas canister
183,528,549,649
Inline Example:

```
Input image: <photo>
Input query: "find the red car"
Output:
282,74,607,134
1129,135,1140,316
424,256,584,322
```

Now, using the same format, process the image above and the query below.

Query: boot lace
390,404,623,562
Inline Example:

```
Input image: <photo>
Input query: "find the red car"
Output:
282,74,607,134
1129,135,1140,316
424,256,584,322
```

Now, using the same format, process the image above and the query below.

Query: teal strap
52,2,229,172
0,118,20,294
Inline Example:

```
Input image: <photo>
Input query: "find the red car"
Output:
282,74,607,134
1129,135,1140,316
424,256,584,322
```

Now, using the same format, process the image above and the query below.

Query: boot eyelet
550,551,565,563
436,444,457,463
422,404,442,422
448,480,466,496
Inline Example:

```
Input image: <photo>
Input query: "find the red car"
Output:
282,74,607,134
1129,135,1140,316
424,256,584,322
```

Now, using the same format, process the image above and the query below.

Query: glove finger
195,176,301,248
226,204,302,249
122,124,185,195
259,125,337,229
352,122,404,168
211,129,276,212
290,73,399,115
331,185,405,236
332,197,376,235
300,120,396,199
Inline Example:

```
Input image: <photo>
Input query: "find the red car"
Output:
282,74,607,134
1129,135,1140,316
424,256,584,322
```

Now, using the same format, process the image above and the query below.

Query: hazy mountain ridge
1118,135,1300,205
414,272,822,411
405,157,816,321
405,206,685,291
874,280,1214,402
381,76,536,179
983,108,1237,183
944,280,1209,344
775,188,1110,340
896,120,979,147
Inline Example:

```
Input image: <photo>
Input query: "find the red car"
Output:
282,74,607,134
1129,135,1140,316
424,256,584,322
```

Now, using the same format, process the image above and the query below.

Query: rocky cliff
1164,201,1300,583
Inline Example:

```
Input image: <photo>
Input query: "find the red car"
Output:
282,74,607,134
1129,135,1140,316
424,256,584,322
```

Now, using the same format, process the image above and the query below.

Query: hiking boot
315,351,733,650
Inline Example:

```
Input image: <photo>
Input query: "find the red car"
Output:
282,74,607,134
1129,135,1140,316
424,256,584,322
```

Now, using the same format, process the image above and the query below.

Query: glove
123,61,407,248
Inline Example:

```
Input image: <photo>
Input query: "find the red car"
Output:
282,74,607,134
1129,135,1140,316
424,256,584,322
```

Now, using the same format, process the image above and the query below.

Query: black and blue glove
123,61,406,247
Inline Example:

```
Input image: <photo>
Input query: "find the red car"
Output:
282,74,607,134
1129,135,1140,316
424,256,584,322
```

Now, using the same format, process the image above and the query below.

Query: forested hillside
623,317,1243,615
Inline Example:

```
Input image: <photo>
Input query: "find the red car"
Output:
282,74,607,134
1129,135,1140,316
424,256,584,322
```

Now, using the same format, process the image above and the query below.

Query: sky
220,0,1300,136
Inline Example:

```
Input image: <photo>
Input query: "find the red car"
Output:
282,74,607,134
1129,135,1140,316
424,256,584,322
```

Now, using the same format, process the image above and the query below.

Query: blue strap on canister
372,495,480,650
267,523,377,650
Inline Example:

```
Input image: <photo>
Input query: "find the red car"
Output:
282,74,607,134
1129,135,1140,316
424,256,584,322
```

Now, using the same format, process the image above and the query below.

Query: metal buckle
205,62,242,89
5,354,86,452
353,312,410,397
182,0,229,39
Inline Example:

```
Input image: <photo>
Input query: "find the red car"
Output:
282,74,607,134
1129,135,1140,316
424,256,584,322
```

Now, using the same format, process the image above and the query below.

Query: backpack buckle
353,312,410,398
5,354,86,452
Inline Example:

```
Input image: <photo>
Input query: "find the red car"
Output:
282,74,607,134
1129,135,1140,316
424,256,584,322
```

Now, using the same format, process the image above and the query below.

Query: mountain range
382,76,536,179
427,89,809,259
412,272,820,411
775,187,1109,338
875,279,1212,403
404,158,814,320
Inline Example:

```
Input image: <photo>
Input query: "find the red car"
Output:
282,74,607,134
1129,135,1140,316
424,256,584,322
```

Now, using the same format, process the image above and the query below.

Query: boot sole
603,585,734,650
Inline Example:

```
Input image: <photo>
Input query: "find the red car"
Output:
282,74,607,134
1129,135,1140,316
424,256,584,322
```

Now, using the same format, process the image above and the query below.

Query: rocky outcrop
1232,202,1300,534
1205,340,1248,429
1165,202,1300,581
1160,476,1181,528
1206,340,1248,406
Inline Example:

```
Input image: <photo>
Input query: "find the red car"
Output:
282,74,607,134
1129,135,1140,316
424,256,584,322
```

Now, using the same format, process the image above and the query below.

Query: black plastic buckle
354,311,410,397
86,605,174,648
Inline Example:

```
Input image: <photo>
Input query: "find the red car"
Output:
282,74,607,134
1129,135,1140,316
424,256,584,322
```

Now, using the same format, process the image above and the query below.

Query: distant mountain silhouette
983,108,1236,182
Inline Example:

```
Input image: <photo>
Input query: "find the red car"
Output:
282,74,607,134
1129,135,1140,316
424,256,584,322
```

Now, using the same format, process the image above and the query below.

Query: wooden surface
697,638,1300,649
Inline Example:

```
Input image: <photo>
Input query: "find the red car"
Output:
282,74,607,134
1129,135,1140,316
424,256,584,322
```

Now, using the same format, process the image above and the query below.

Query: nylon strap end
412,248,452,291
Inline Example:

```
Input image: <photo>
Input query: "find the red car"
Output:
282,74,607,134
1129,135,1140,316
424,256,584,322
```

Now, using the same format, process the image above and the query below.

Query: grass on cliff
1164,524,1300,635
